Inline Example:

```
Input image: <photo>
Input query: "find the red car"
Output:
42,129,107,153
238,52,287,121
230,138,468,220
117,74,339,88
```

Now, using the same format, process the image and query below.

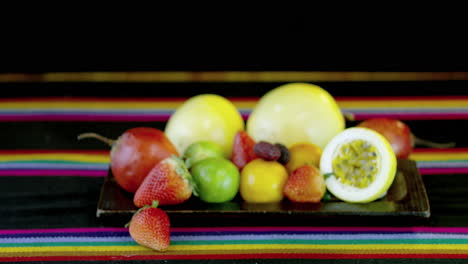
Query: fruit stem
125,201,160,228
77,132,116,146
412,134,456,149
342,112,355,121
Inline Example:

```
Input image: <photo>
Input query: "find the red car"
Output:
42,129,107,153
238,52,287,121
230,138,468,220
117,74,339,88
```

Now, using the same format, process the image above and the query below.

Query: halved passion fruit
320,127,397,203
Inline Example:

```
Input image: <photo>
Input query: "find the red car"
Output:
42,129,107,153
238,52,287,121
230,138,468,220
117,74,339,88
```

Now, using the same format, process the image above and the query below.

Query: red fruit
134,156,194,207
78,127,179,193
357,118,412,159
231,131,257,170
127,201,170,252
284,165,326,203
358,118,456,159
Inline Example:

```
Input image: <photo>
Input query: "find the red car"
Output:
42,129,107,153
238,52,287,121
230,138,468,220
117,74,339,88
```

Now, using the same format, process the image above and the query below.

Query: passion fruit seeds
332,139,378,189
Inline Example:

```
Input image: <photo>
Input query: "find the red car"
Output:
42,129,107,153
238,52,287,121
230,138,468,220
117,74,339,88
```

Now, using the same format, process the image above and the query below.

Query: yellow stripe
0,100,466,110
3,244,468,253
410,153,468,161
0,153,464,163
0,102,183,109
0,101,257,109
0,154,109,163
1,72,468,82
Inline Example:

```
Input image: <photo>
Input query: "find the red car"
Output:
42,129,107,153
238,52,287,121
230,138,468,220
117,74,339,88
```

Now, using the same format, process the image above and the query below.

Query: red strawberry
134,156,196,207
231,131,257,170
283,165,326,203
127,201,170,252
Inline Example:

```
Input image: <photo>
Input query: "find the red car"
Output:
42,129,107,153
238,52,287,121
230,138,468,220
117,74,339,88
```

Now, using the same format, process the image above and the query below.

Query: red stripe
419,168,468,175
0,227,127,235
335,95,468,101
171,226,468,233
353,113,468,121
0,115,172,122
412,148,468,154
2,253,468,262
0,170,107,177
2,226,468,234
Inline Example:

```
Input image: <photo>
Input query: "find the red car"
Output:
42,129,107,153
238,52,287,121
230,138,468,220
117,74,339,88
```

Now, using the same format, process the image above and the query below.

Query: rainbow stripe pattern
2,227,468,261
0,149,466,177
0,96,468,121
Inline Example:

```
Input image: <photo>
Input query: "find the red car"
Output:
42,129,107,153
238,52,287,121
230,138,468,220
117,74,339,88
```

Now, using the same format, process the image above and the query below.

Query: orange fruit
286,142,322,173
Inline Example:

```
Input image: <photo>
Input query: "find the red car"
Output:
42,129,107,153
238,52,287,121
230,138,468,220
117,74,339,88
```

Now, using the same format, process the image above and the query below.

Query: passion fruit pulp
320,128,397,203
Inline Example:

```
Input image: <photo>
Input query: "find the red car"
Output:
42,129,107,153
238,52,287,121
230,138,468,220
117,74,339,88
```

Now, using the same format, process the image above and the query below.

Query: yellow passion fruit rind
320,127,397,203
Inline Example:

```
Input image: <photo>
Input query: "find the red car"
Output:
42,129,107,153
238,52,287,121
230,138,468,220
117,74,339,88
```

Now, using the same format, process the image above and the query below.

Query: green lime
191,157,240,203
183,141,224,168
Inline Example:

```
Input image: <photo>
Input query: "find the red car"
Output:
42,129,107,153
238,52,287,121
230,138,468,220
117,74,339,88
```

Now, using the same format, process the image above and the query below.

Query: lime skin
191,157,240,203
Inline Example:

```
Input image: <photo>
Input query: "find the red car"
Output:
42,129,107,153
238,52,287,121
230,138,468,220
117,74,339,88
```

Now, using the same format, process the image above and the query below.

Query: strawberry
134,155,196,207
231,131,257,170
283,165,326,203
127,201,170,252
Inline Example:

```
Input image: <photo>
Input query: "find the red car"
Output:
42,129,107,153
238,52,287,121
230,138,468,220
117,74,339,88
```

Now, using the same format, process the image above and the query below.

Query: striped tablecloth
0,96,467,121
2,227,468,261
1,95,467,262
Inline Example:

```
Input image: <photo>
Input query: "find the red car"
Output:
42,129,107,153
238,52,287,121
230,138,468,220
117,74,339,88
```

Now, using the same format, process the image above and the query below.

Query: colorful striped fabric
0,148,467,176
1,96,468,121
2,227,468,261
0,150,109,177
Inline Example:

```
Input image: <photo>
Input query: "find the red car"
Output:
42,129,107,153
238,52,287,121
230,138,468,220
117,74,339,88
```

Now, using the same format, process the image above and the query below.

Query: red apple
79,127,179,192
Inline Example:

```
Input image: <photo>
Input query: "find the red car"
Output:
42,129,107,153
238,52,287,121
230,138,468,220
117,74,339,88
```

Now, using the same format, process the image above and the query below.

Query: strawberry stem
172,155,199,196
125,200,160,228
77,132,116,146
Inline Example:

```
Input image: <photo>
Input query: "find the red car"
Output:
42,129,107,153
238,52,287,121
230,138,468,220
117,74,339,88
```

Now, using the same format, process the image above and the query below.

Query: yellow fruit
165,94,244,159
240,159,288,203
247,83,345,149
286,142,322,173
320,127,397,203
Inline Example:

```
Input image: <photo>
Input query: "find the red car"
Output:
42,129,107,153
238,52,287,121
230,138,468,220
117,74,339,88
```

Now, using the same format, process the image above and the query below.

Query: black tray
97,159,430,226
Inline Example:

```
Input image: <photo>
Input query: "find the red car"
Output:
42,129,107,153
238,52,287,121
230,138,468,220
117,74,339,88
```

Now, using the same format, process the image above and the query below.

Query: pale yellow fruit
165,94,244,158
320,127,397,203
247,83,345,149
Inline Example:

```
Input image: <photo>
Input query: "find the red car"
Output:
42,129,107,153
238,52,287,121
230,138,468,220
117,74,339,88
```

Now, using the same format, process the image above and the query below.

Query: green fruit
319,127,397,203
247,83,345,149
165,94,245,159
183,141,224,168
191,157,240,203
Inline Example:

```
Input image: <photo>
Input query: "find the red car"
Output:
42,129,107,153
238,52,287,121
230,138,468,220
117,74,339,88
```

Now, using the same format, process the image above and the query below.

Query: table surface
2,72,468,263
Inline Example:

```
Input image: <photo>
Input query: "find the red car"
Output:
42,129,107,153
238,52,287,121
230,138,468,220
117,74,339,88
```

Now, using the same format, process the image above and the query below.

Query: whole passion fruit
247,83,345,149
165,94,244,159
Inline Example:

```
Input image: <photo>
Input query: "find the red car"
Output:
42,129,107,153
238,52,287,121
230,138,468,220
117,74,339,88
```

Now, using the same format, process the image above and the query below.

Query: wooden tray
97,159,430,226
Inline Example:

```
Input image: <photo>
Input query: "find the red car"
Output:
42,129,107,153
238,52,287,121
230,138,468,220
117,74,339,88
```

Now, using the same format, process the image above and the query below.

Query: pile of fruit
81,82,441,252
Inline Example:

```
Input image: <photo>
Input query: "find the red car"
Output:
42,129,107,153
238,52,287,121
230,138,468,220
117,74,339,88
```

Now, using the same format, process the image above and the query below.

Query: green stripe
3,239,468,247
